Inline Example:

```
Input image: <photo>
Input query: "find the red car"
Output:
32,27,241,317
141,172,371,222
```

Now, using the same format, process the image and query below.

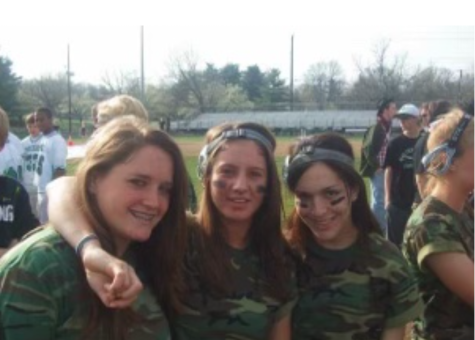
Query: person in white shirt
0,107,23,181
21,113,43,218
33,107,67,223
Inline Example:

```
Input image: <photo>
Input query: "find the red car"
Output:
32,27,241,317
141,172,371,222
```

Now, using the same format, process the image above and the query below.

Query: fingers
83,249,143,309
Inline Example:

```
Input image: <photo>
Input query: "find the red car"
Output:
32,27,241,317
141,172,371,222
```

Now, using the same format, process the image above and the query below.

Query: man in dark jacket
360,98,397,234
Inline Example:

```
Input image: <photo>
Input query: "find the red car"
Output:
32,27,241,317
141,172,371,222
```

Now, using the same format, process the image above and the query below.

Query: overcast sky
1,1,473,87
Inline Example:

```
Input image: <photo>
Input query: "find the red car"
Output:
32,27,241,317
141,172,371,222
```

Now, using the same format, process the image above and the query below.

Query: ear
349,187,359,203
88,174,99,194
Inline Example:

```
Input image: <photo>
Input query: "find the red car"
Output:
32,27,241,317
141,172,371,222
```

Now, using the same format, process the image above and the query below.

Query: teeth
130,210,155,221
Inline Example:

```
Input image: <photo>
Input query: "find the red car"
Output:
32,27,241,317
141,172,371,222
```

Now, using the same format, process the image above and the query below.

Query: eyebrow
294,184,341,196
130,173,173,185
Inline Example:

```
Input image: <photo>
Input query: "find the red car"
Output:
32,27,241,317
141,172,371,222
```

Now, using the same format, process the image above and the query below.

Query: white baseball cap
395,103,419,119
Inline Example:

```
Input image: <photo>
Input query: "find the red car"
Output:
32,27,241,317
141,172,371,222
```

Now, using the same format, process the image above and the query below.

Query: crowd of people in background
0,94,473,340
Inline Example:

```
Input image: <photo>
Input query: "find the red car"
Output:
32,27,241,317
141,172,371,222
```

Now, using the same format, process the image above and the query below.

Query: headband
422,113,472,176
283,146,355,185
197,128,273,179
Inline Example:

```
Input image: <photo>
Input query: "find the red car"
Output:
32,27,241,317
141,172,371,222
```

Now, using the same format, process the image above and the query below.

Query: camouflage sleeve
384,256,424,328
413,218,467,272
0,248,58,339
273,294,297,322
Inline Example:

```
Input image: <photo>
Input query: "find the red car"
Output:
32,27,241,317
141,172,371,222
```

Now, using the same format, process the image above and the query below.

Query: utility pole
458,69,463,102
67,44,72,135
290,34,294,112
140,26,145,101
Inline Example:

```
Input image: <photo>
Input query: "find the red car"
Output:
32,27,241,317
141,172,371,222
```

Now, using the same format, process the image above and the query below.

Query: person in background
384,104,422,247
285,133,422,340
21,113,42,218
413,100,452,205
70,94,198,213
403,109,474,340
0,116,189,339
0,175,39,259
0,106,23,181
360,98,397,234
34,107,68,223
46,121,297,340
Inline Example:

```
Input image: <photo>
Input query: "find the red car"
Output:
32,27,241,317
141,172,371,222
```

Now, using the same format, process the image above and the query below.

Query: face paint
256,185,267,194
330,195,346,206
295,198,310,209
212,179,227,189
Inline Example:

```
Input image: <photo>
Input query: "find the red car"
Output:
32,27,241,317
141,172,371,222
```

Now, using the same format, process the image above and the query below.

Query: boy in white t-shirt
21,113,43,218
34,107,67,223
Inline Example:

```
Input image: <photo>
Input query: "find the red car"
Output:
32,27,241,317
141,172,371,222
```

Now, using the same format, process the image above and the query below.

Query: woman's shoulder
365,233,410,275
0,226,77,275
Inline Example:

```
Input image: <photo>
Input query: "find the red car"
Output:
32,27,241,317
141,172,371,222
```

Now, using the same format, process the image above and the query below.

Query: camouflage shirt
0,227,171,340
403,196,474,340
292,233,423,340
172,239,297,340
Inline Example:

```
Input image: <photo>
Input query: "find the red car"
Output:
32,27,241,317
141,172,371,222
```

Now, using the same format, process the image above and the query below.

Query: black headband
283,146,355,185
197,128,273,179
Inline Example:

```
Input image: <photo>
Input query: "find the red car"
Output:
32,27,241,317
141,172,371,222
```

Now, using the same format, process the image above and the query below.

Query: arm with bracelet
46,176,143,308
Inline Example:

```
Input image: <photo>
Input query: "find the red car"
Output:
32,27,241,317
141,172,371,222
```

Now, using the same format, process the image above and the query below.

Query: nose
143,188,163,210
232,171,249,192
309,196,328,217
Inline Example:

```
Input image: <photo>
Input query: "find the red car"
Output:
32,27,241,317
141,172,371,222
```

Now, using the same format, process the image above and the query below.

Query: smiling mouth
130,210,156,222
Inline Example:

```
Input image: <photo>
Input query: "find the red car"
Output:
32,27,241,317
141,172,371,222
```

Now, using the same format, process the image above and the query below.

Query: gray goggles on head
422,113,472,176
283,145,355,185
197,128,273,179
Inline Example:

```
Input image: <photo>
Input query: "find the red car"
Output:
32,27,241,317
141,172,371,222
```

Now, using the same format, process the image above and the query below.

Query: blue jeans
370,170,387,234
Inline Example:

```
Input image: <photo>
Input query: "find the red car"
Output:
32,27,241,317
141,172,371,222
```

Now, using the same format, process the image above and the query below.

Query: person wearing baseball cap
383,103,422,247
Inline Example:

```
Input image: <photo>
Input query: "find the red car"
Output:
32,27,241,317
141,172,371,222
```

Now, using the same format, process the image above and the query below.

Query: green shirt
173,243,297,340
403,196,474,340
293,233,423,340
0,227,171,340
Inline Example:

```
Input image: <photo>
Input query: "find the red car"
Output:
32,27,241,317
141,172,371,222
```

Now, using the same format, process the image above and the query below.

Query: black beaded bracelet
75,234,99,257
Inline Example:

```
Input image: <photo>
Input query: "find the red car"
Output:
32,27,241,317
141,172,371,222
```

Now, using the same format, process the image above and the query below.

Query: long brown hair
75,116,188,338
194,121,293,301
284,133,381,257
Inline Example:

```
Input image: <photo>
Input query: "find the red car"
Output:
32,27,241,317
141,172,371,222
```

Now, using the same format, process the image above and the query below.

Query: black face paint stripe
330,195,346,206
256,185,267,194
212,180,226,189
295,200,310,208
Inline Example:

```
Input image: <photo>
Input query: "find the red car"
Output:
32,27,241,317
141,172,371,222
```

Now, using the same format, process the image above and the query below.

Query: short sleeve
384,256,424,328
273,293,298,322
383,138,397,169
52,137,68,170
412,218,467,271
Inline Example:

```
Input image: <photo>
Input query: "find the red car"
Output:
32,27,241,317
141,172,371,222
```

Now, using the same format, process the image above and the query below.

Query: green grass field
67,134,367,214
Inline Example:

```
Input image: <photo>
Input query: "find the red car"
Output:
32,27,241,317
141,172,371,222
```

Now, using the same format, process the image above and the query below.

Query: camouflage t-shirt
292,233,423,340
403,196,474,340
172,241,297,340
0,227,171,340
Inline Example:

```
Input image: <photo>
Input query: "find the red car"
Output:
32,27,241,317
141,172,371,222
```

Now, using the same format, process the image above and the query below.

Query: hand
82,246,143,308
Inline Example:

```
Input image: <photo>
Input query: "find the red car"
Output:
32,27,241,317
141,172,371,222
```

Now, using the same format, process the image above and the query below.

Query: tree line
1,41,473,129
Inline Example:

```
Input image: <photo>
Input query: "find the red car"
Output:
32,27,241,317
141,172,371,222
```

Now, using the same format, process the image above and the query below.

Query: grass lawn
67,133,368,214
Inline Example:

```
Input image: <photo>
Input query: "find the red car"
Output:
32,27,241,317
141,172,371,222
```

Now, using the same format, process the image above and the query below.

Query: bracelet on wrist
75,234,99,257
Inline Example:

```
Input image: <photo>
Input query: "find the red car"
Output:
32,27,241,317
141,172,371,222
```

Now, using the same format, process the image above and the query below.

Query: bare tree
349,40,408,107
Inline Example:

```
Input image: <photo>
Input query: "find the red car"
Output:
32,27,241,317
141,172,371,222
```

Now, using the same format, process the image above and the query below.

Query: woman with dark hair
43,121,296,340
403,109,474,340
284,133,422,340
0,116,189,339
